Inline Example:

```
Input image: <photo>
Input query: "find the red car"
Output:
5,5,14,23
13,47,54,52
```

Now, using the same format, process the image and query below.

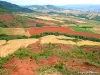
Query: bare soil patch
82,46,100,51
65,59,100,72
0,14,16,21
4,57,39,75
29,38,73,53
92,28,100,34
39,56,63,66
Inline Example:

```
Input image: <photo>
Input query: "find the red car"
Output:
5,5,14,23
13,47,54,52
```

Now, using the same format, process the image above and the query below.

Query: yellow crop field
41,35,76,44
0,40,6,46
77,40,100,46
0,39,38,57
0,28,30,36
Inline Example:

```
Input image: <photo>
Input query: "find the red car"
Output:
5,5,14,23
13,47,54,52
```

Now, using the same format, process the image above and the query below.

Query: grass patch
38,67,61,75
38,66,52,73
54,63,79,75
0,44,69,66
0,55,14,68
0,47,52,65
70,46,100,67
72,27,96,34
0,32,100,42
52,50,69,59
14,47,52,62
0,28,4,34
0,34,28,41
0,69,12,75
58,38,82,42
38,63,81,75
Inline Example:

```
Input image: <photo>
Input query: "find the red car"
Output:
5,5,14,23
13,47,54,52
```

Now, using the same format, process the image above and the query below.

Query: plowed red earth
39,56,63,66
27,27,100,39
4,41,100,75
65,59,100,72
0,14,15,21
4,57,39,75
56,44,73,51
4,56,63,75
29,39,73,53
4,56,100,75
83,46,100,51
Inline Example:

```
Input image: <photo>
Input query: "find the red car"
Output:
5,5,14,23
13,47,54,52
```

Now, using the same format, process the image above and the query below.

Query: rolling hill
24,4,100,12
24,5,63,10
59,4,100,13
0,1,33,13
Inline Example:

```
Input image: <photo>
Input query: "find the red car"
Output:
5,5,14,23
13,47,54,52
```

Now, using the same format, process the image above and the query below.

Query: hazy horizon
1,0,100,5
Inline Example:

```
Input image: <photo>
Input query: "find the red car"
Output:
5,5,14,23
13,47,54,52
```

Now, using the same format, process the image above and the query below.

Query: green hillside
0,1,33,13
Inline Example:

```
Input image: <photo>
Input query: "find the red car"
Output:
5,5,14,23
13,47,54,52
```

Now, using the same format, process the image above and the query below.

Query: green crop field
72,27,96,34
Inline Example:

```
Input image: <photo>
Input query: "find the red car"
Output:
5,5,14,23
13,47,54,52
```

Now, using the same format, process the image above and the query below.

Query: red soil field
39,56,63,66
4,57,39,75
4,56,63,75
0,14,15,21
29,39,73,53
29,39,46,53
4,56,100,75
83,46,100,51
27,27,100,39
26,22,36,27
65,59,100,72
56,44,73,51
3,40,100,74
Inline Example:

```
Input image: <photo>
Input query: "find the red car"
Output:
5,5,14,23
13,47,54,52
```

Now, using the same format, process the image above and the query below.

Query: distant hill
24,4,100,12
24,5,63,10
0,1,33,13
59,4,100,13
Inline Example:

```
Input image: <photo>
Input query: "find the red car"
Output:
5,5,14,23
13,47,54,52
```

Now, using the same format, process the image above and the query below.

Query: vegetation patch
0,43,99,75
72,27,96,34
0,31,100,42
30,32,100,42
0,68,12,75
70,46,100,67
38,63,80,75
0,34,28,41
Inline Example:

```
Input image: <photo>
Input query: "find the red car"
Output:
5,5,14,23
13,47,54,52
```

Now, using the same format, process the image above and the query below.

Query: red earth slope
27,27,100,39
0,14,16,21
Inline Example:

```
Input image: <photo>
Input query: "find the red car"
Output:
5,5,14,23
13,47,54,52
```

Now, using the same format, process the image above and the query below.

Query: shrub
31,32,100,42
0,34,28,40
54,63,80,75
36,23,44,27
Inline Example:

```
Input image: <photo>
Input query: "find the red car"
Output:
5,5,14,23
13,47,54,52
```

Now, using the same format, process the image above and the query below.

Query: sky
1,0,100,5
